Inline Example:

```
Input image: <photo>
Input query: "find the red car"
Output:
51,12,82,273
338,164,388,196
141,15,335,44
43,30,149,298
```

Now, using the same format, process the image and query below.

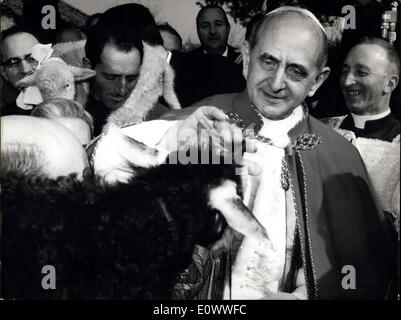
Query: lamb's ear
15,72,37,89
70,65,96,81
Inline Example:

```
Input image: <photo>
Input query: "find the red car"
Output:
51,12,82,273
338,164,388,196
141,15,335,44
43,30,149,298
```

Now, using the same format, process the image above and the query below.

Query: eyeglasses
2,54,38,70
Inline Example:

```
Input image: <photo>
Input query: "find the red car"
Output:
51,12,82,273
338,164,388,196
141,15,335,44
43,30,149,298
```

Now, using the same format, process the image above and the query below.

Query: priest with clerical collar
325,36,400,249
336,37,400,142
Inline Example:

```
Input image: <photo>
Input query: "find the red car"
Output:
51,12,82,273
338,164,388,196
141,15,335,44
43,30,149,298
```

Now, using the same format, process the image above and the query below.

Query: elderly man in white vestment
92,7,397,300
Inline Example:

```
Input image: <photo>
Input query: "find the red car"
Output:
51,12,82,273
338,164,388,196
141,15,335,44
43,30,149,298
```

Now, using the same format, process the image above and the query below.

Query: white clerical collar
258,105,305,148
351,109,391,129
203,46,228,57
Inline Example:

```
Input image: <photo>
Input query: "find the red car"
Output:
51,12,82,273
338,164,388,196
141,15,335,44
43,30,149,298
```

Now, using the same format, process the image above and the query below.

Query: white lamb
16,41,181,131
16,56,95,102
103,42,181,132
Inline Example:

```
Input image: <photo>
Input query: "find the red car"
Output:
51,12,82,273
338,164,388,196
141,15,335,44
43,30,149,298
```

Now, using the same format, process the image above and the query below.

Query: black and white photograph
0,0,400,310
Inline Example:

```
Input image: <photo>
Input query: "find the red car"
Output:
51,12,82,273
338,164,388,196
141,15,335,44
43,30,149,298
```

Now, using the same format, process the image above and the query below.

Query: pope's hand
159,106,261,175
176,106,242,152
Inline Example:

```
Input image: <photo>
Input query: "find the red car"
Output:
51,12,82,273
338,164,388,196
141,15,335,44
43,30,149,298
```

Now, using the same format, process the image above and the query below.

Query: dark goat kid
1,152,247,299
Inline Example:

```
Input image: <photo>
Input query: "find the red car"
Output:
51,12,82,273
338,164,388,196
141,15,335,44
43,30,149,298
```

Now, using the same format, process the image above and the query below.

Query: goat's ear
82,57,91,69
15,72,37,89
70,66,96,82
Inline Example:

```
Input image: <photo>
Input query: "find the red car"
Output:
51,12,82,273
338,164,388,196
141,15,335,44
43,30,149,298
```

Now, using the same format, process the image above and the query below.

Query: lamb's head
16,57,95,101
35,58,75,100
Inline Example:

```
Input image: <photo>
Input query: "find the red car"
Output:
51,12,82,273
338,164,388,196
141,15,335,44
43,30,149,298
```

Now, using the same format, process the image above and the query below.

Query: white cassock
224,105,306,300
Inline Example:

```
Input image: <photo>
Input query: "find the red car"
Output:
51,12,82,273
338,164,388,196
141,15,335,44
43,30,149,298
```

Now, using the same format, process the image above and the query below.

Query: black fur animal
1,154,238,299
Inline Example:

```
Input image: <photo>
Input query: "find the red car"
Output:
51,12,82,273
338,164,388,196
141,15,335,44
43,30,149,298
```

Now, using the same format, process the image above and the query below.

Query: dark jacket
188,44,241,64
339,113,400,142
169,51,245,108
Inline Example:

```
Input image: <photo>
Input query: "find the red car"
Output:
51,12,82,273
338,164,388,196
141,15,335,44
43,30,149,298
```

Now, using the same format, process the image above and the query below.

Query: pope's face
244,16,329,120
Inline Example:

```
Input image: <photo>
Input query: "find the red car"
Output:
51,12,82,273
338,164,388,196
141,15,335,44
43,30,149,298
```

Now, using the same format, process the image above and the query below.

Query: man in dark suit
0,27,39,115
172,4,245,107
189,4,241,64
169,51,245,108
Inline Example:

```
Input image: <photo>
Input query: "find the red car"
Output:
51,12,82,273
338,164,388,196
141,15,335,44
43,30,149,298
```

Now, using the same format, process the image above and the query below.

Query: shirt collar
258,105,305,148
259,105,305,138
351,109,391,129
203,46,228,57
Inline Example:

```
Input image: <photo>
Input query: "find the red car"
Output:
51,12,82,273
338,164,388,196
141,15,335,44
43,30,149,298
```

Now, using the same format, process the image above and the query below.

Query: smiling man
323,38,400,247
336,37,400,141
244,9,330,121
189,5,241,64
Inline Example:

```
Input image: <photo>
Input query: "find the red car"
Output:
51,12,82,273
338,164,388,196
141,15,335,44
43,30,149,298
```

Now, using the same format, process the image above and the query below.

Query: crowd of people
0,0,399,300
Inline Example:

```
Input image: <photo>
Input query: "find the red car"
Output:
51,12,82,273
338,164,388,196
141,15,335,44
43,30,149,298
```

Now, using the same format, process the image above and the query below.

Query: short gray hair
355,37,400,77
31,98,94,137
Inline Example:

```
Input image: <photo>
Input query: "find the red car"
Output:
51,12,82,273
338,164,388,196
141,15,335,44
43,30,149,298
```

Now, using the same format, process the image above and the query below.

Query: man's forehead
199,8,225,22
98,42,140,74
260,12,323,45
346,44,390,69
1,32,38,60
255,16,321,68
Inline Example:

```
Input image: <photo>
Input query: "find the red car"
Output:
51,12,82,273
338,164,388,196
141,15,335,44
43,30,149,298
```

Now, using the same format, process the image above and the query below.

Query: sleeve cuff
120,120,179,150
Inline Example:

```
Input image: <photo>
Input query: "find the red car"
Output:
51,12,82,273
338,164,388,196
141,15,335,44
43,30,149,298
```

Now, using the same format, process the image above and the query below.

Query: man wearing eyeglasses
0,26,39,115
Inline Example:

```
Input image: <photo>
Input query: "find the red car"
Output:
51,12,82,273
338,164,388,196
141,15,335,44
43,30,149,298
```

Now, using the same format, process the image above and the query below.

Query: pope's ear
384,75,399,94
308,67,331,97
241,40,251,78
